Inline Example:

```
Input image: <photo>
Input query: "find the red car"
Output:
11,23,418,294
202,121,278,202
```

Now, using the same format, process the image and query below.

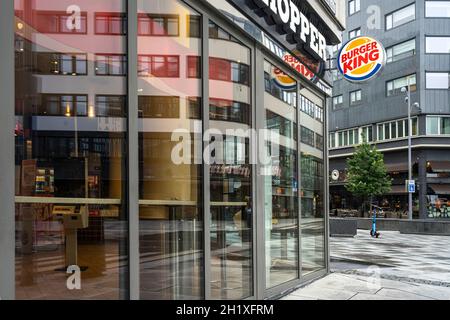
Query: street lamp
401,86,420,220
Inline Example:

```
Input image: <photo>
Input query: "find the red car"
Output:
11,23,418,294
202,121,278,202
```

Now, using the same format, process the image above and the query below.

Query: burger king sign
338,36,386,83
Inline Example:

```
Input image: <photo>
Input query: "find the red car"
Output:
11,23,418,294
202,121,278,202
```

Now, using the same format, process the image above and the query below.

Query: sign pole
407,84,413,220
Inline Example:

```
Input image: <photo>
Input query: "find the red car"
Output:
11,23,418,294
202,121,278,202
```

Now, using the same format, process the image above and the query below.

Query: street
283,230,450,300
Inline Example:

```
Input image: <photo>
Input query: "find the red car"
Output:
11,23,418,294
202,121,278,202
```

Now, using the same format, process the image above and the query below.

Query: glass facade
5,0,330,300
14,0,128,299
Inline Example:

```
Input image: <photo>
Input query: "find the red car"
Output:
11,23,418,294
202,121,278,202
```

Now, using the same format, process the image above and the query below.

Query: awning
385,163,409,172
429,184,450,195
429,161,450,172
386,185,407,195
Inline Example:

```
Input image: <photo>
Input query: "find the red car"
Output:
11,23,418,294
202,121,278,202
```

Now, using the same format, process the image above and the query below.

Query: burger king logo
338,36,386,83
272,67,296,91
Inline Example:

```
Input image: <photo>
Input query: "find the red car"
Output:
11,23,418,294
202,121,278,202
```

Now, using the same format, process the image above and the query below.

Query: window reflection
263,61,299,288
15,0,128,299
138,0,203,300
300,88,325,276
209,21,253,300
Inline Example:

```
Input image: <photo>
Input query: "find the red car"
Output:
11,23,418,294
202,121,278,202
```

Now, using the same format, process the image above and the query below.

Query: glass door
262,60,300,290
208,20,254,300
299,87,326,277
137,0,204,300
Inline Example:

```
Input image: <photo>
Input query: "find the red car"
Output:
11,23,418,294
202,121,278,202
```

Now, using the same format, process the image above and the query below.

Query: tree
345,141,392,216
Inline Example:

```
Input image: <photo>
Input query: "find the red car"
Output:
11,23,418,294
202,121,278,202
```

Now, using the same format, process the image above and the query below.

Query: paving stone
350,293,402,300
375,288,435,300
281,295,318,300
280,230,450,300
289,287,356,300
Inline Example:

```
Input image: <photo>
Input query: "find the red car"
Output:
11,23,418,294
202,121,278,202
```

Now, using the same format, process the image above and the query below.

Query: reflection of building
329,0,450,220
0,0,344,300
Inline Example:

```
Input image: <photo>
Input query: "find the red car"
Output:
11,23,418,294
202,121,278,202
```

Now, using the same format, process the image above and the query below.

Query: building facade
0,0,344,300
329,0,450,220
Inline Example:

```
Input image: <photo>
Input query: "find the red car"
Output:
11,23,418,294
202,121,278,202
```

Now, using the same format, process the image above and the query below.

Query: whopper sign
337,36,386,83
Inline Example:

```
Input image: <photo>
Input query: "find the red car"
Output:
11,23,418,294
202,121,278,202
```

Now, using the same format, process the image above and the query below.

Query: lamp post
401,85,420,220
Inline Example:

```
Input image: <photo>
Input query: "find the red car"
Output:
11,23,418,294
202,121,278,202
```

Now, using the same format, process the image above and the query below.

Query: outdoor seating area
331,208,409,219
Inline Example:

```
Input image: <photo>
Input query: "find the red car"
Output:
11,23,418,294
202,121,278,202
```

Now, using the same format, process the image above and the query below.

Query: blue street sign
408,180,415,193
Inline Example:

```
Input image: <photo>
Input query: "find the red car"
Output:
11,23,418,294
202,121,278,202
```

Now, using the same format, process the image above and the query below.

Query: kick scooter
370,206,380,238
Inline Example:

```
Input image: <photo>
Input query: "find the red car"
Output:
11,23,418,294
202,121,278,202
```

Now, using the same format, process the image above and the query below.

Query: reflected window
266,110,296,140
139,96,180,118
138,55,179,77
210,58,250,85
187,96,201,119
187,15,201,38
301,126,315,147
264,70,297,106
35,53,87,75
300,96,323,122
315,134,324,150
210,98,250,125
209,21,238,42
187,56,201,79
96,54,127,76
138,14,179,36
96,95,126,117
38,94,88,117
95,13,127,35
35,10,88,34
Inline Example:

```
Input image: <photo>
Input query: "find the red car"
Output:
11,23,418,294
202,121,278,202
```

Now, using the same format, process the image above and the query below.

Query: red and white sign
338,36,386,83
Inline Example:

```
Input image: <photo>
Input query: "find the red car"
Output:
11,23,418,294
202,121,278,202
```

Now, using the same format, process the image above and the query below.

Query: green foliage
345,142,392,198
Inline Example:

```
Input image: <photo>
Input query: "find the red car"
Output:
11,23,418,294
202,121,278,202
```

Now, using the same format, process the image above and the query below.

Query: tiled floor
15,242,127,300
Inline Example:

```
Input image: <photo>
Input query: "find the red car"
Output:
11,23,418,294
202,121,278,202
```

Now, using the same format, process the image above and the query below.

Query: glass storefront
14,0,128,299
7,0,330,300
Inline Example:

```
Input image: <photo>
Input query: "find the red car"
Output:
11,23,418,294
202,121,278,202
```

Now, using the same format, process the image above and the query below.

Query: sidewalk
283,230,450,300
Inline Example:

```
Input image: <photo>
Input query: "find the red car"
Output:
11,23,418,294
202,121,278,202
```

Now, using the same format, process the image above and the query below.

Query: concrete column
0,0,16,300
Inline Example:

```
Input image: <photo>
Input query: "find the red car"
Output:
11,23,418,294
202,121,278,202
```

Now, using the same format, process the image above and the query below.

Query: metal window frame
127,0,140,300
0,0,15,300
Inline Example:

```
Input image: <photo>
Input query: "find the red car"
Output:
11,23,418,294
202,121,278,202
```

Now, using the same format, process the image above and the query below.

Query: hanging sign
337,36,386,83
245,0,328,61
